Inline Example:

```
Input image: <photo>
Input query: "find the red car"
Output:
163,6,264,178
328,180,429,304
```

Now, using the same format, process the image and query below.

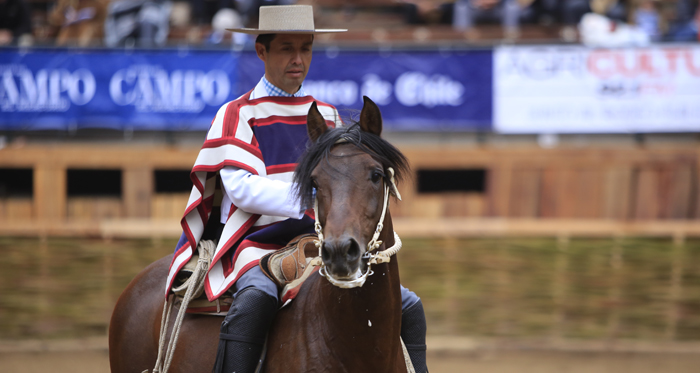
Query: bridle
313,167,403,289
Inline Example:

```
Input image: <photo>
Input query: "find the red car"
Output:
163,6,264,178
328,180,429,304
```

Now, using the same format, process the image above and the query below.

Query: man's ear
307,102,328,142
255,43,266,62
359,96,382,136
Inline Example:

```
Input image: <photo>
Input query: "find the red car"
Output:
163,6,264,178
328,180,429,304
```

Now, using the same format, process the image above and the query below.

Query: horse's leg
109,255,172,373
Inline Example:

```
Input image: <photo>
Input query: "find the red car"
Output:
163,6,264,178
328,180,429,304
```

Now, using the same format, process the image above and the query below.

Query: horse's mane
293,123,410,209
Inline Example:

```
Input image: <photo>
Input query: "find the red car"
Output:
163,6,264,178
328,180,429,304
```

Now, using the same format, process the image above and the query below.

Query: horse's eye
371,171,383,184
311,178,319,189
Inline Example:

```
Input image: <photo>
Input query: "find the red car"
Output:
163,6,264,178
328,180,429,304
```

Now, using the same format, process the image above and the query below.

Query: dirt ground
2,349,700,373
429,350,700,373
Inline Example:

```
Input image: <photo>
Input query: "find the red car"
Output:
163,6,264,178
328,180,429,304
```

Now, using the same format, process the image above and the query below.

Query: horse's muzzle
321,236,363,279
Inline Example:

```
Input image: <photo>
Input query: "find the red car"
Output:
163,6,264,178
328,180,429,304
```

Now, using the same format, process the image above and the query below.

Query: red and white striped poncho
166,90,341,301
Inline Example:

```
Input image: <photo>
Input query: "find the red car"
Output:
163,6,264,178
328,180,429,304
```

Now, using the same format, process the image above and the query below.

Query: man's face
256,34,313,95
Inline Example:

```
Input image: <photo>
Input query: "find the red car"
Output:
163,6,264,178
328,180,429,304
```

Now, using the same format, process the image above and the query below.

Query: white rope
401,337,416,373
149,294,173,373
365,181,390,252
145,240,215,373
367,231,402,265
313,197,324,257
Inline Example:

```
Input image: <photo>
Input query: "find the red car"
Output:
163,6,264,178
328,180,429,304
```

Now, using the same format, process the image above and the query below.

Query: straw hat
226,5,347,34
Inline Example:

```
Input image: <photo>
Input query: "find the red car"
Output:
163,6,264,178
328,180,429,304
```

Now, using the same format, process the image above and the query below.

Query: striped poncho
166,91,341,301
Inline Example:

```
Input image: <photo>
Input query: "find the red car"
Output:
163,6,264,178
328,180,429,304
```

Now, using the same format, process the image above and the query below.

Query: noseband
313,167,403,289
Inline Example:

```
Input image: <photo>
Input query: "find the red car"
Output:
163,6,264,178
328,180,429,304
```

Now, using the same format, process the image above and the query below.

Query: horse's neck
265,211,405,372
305,211,403,367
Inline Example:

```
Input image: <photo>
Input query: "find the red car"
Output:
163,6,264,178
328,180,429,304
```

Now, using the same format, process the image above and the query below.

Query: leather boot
401,300,428,373
212,287,278,373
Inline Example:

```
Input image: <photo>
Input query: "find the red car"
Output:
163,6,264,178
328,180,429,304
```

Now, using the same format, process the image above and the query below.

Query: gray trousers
235,266,421,311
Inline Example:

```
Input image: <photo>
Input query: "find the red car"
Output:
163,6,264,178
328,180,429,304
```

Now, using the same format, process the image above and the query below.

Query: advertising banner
494,45,700,133
237,49,493,131
0,48,493,132
0,49,239,131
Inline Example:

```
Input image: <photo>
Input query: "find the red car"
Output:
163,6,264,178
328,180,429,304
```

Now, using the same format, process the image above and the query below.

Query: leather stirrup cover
259,234,318,289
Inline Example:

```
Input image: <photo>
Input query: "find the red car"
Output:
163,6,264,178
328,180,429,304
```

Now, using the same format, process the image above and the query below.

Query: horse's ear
307,101,328,142
359,96,382,136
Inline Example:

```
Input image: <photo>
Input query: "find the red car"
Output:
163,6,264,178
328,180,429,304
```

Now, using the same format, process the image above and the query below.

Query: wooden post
508,168,541,218
496,243,512,336
38,235,50,318
487,161,512,217
444,237,460,334
634,167,660,220
34,163,66,221
551,233,570,340
664,164,693,219
665,232,685,341
103,238,114,322
123,167,153,218
539,167,559,218
603,167,633,220
606,235,624,340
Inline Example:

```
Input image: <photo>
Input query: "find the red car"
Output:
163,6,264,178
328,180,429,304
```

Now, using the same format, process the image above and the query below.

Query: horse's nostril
346,238,361,262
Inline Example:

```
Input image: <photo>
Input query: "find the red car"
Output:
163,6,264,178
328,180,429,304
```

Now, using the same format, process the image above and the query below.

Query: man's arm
220,167,305,219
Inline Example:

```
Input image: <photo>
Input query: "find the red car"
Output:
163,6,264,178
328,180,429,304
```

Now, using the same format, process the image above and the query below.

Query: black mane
293,123,410,209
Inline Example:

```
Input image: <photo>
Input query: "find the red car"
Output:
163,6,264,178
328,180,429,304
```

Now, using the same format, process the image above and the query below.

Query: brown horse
109,97,410,373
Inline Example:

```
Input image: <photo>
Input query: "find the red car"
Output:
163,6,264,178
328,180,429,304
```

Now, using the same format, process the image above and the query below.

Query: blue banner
0,48,493,132
0,48,239,131
238,49,492,131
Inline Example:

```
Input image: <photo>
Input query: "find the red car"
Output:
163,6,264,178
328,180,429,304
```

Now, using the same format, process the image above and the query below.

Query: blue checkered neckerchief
262,76,306,98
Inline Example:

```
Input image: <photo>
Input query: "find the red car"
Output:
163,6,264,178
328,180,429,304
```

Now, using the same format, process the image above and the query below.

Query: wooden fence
395,146,699,220
0,143,699,236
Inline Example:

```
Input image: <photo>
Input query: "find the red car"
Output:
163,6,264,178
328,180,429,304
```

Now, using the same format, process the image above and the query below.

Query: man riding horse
165,5,428,372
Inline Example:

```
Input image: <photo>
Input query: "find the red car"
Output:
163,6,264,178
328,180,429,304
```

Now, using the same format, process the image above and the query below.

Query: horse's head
294,97,408,286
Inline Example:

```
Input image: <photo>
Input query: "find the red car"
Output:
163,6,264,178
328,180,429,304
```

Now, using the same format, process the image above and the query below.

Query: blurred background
1,0,700,372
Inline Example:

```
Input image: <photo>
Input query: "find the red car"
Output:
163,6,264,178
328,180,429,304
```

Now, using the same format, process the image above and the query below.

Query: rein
313,167,403,289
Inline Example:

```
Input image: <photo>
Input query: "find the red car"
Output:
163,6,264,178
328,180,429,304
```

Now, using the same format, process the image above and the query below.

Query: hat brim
226,28,347,34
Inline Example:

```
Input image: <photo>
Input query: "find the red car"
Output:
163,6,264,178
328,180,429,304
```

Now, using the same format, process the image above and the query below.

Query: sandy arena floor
2,349,700,373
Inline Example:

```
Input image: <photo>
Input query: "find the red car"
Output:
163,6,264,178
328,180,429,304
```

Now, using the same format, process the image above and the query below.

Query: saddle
258,234,322,305
172,234,321,314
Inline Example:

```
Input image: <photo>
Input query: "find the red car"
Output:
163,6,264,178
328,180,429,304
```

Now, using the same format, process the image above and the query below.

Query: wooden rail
3,218,700,239
1,144,699,223
394,218,700,238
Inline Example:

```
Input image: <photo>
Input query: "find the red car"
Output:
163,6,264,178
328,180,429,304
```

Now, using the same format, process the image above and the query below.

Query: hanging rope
401,337,416,373
145,240,216,373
